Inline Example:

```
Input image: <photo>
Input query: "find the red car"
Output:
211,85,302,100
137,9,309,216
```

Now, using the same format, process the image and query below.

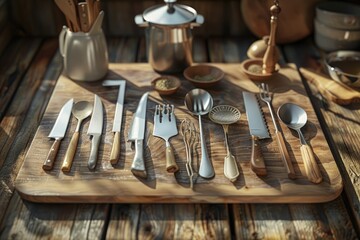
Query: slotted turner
153,104,179,173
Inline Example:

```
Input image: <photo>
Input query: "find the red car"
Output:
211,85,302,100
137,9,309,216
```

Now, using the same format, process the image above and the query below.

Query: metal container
135,0,204,73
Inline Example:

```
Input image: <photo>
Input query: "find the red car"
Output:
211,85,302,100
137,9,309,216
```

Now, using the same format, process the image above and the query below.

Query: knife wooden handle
43,139,61,171
165,145,179,173
275,130,296,179
110,132,120,164
250,135,267,176
88,134,101,170
78,2,90,32
301,144,322,184
62,132,80,172
131,139,147,178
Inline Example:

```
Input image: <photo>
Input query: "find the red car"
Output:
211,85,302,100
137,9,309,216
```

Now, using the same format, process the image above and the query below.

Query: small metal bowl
183,65,224,88
152,75,181,95
325,51,360,87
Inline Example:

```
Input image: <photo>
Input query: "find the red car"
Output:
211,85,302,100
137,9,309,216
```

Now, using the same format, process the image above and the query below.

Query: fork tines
155,104,174,122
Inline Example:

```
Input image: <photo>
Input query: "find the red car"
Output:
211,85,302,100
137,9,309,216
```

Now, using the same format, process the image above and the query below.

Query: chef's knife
128,92,149,178
43,98,74,170
102,80,126,164
87,94,103,170
243,91,270,176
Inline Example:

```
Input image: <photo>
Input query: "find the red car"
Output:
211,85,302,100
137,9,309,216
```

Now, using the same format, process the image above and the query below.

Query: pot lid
143,0,197,25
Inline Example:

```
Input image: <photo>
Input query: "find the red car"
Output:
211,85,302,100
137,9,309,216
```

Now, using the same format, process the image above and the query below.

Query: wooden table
0,36,359,239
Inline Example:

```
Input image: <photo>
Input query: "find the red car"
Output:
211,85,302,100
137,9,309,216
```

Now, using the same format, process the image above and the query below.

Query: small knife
43,99,74,170
128,92,149,178
243,91,270,176
87,94,103,170
102,80,126,164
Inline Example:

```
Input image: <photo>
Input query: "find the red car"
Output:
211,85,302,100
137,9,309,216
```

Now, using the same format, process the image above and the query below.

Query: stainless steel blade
48,98,74,139
128,92,149,141
102,80,127,132
243,91,270,139
87,94,103,135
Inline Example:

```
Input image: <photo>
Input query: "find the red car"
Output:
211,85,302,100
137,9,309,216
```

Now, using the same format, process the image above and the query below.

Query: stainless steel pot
135,0,204,73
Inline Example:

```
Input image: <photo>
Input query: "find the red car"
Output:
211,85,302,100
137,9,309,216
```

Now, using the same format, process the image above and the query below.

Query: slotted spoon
209,105,241,182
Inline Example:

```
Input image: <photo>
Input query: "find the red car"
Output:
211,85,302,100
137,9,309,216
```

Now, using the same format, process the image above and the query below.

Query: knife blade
243,91,270,176
128,92,149,178
87,94,103,170
43,99,74,170
102,80,126,164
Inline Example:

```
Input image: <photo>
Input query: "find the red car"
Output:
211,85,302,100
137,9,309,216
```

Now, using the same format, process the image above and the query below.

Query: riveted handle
43,139,62,171
250,135,267,176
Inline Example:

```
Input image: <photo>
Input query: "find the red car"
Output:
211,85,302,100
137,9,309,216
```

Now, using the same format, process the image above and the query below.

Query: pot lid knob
165,0,176,13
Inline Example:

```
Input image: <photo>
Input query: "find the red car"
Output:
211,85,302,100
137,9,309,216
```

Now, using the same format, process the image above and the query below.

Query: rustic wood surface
0,35,358,238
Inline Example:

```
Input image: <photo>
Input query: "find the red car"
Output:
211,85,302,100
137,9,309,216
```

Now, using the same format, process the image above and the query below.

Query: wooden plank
0,39,58,216
232,198,357,239
282,37,360,232
14,63,342,203
0,192,109,239
0,38,42,120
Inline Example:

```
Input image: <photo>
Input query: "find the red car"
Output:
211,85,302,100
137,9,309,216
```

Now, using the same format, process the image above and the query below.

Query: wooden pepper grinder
262,0,281,74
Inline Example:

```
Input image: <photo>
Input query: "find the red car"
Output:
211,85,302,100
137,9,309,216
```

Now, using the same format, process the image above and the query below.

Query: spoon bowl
184,89,214,179
277,103,322,184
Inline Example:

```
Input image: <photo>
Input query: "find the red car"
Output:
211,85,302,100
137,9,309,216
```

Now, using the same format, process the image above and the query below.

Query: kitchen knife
128,92,149,178
87,94,103,170
43,98,74,170
102,80,126,164
243,91,270,176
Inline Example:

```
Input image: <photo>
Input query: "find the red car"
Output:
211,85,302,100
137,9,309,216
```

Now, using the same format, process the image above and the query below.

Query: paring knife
43,99,74,170
128,92,149,178
243,92,270,176
87,94,103,170
102,80,126,164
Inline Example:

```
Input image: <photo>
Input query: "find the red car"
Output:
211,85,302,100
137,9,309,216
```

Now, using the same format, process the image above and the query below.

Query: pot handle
191,14,204,28
59,26,68,57
135,14,149,27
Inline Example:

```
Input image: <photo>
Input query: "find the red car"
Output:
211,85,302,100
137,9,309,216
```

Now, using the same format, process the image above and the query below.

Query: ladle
185,89,215,178
277,103,322,184
209,105,241,182
62,101,93,172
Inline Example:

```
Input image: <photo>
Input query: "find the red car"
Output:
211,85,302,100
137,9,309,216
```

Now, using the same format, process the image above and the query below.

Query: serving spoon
62,101,92,172
277,103,322,184
185,89,215,179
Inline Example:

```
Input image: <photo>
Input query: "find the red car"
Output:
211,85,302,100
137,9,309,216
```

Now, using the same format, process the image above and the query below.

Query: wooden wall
8,0,250,37
0,0,12,56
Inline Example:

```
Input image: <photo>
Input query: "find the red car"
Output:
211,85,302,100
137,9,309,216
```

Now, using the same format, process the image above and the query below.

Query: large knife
87,94,103,170
43,99,73,170
102,80,126,164
243,92,270,176
128,92,149,178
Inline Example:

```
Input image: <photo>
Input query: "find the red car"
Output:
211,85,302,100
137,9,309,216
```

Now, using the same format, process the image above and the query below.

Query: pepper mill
262,1,281,74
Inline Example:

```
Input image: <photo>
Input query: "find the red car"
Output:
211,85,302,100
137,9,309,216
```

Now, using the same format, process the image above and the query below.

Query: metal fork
153,104,179,173
259,83,296,179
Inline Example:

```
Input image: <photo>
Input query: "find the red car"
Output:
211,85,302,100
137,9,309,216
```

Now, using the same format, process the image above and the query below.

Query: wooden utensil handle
43,139,61,171
250,135,267,176
165,145,179,173
61,132,80,172
301,144,322,184
275,131,296,179
110,132,120,164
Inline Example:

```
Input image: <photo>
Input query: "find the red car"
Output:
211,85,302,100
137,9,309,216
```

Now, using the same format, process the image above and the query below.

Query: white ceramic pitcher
59,11,108,81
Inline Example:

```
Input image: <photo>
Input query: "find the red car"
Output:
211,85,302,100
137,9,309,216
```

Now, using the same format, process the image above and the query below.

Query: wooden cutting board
15,63,342,203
